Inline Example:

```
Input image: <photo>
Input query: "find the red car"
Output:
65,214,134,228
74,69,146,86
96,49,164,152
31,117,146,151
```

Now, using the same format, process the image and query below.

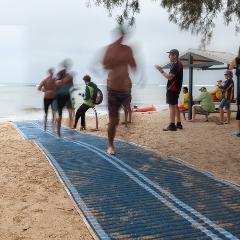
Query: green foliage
87,0,140,26
88,0,240,47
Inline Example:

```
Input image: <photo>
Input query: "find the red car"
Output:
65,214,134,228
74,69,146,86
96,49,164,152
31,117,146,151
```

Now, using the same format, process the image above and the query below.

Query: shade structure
162,49,237,119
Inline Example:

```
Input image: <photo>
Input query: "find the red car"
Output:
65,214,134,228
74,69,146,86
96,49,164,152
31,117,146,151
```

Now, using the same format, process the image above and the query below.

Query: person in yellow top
179,87,189,120
210,80,223,101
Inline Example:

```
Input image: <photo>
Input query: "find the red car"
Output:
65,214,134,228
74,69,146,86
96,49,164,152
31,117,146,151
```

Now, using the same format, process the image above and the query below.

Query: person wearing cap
72,75,98,130
155,49,183,131
192,87,215,121
210,80,223,101
229,47,240,136
216,70,234,125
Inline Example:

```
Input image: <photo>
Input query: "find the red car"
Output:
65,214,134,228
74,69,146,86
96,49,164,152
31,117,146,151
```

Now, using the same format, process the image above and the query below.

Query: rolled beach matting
15,120,240,240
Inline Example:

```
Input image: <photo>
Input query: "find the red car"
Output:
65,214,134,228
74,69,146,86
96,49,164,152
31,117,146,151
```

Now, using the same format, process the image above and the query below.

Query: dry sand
0,123,93,240
77,110,240,185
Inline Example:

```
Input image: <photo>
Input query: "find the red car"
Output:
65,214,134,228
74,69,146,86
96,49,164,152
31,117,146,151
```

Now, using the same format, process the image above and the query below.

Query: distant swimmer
38,68,56,131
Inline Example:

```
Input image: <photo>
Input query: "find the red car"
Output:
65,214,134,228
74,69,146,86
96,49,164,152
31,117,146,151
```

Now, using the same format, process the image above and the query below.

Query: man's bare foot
107,146,115,155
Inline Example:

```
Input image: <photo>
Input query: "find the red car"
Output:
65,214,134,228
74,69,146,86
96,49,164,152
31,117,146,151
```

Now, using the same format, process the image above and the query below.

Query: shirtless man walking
102,27,137,155
55,60,74,138
38,68,56,131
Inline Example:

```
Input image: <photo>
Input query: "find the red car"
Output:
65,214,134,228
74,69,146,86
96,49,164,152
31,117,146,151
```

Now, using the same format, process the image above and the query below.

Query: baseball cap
224,70,233,77
199,87,207,91
167,49,179,57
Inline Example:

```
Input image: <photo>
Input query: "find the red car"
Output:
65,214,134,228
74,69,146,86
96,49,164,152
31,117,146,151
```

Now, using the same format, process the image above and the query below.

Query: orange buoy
132,106,157,112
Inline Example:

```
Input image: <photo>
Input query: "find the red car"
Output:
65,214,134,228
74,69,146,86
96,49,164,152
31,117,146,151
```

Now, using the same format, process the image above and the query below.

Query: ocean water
0,83,217,121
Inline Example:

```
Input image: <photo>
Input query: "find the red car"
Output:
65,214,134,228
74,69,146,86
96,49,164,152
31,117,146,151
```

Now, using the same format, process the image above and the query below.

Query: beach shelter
163,48,237,119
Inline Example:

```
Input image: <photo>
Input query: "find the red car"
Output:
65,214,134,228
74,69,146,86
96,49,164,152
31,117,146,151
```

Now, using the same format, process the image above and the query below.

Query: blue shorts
219,98,231,110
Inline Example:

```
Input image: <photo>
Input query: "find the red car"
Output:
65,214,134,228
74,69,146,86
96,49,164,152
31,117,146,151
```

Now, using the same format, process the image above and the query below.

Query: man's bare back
103,39,136,92
39,76,56,99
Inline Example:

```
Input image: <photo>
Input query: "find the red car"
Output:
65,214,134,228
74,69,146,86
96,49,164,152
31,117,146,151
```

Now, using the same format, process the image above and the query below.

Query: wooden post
188,53,193,120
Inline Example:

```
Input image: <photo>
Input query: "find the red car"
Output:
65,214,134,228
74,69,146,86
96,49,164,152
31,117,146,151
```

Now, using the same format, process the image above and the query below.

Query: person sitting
216,70,234,125
210,80,223,101
191,87,215,122
72,75,98,130
179,87,189,120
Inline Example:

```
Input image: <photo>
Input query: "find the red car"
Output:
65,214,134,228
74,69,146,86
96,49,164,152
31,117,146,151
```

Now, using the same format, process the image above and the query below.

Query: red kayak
133,106,157,112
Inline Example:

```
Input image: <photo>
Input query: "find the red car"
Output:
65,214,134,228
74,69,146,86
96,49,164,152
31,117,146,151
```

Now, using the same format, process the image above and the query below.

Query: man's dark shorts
166,91,179,105
237,109,240,120
44,98,54,115
108,90,131,118
56,94,72,117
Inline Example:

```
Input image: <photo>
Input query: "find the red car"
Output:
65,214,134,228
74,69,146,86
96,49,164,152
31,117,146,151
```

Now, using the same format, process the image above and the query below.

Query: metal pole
188,53,193,120
237,73,240,112
92,107,99,130
236,58,240,111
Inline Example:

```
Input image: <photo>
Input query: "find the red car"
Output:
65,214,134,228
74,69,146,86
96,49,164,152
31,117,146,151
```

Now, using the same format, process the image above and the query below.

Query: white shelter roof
163,48,235,69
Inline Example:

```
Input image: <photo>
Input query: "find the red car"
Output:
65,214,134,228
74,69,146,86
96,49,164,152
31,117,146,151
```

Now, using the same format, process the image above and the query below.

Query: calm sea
0,83,217,121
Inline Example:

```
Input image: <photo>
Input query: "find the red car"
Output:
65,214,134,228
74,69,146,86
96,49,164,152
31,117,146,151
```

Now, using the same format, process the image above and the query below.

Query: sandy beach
0,110,239,239
0,123,93,240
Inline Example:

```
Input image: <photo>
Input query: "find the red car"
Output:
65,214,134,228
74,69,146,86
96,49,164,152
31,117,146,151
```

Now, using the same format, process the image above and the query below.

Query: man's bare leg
124,107,128,127
107,116,118,155
57,116,62,138
128,108,132,123
219,108,224,123
169,105,176,124
175,105,181,122
44,114,47,131
68,108,73,128
192,106,196,120
227,110,231,124
52,111,55,124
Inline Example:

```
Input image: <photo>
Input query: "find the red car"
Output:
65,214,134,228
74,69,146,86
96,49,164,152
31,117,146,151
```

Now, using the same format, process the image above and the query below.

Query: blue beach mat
15,121,240,240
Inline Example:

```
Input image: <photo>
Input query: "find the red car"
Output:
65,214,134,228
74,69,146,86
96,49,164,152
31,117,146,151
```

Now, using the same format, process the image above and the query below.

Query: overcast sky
0,0,239,85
